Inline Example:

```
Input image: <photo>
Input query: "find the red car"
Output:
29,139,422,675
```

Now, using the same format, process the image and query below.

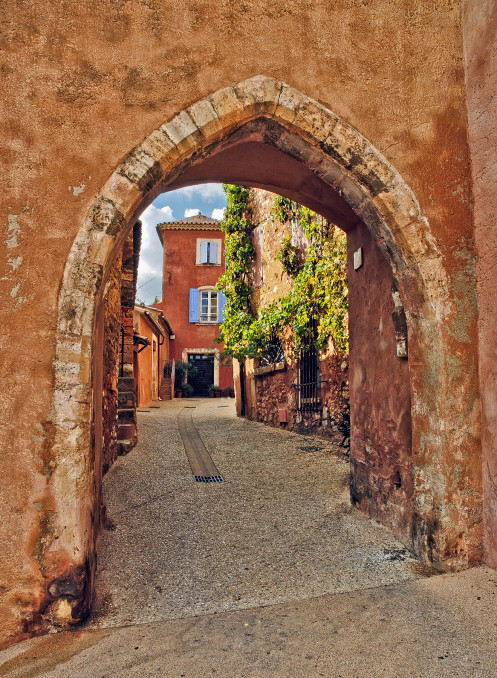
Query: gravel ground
87,398,435,629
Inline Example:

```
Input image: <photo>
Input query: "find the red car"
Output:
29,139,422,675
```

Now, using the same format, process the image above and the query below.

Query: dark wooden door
188,353,215,396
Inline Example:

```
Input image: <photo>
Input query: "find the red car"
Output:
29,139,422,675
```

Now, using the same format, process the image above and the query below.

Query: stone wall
348,220,413,547
241,189,350,446
252,353,349,447
121,223,142,377
102,251,122,475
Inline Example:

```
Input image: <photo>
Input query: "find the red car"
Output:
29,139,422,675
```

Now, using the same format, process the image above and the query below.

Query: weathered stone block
293,101,339,144
274,84,305,124
162,110,201,155
235,75,281,116
208,86,248,130
187,98,222,138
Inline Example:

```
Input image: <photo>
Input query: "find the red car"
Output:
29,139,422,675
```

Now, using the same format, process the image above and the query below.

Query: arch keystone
274,84,307,124
234,75,282,116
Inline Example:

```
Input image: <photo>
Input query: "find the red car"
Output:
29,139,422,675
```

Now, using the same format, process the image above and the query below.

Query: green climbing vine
216,185,348,362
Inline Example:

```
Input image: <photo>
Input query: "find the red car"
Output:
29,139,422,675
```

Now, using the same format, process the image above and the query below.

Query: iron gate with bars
296,319,321,412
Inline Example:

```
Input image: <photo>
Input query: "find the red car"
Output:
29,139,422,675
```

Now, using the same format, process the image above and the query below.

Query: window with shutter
209,241,218,264
197,239,221,265
200,241,209,264
199,290,218,322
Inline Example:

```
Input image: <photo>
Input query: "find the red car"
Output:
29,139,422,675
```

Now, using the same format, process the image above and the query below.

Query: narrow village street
1,400,497,677
88,398,430,628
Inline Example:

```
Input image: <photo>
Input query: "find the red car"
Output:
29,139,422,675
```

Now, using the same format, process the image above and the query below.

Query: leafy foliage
216,186,348,361
174,360,197,390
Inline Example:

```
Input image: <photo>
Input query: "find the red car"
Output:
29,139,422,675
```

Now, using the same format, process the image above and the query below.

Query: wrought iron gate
296,319,321,412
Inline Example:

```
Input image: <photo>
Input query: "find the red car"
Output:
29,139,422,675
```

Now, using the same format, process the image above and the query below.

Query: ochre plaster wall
134,314,158,408
0,0,480,647
463,0,497,567
348,221,413,547
155,227,233,391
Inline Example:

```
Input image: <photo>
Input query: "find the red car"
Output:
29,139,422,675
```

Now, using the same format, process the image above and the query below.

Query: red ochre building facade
155,213,234,396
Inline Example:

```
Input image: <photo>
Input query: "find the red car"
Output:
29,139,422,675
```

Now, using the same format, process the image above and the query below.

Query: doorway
188,353,215,396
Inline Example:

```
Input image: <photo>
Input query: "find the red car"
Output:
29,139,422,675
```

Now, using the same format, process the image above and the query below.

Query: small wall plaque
354,247,363,271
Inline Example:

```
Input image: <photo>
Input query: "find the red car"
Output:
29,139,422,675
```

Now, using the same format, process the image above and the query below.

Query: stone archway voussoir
234,75,282,116
161,110,202,156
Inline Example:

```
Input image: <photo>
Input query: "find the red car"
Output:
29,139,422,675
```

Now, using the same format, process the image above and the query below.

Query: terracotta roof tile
159,213,221,226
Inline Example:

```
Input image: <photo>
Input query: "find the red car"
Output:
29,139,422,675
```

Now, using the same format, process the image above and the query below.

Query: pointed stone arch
50,77,481,622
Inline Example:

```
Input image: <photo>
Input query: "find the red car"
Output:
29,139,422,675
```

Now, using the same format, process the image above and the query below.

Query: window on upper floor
189,287,226,324
196,239,222,265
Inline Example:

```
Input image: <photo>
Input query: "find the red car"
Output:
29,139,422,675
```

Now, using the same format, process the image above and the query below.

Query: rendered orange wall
135,315,156,408
463,0,497,566
155,227,233,390
135,314,171,407
348,221,413,547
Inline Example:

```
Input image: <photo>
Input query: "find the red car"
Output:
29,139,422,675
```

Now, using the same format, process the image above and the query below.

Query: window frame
196,238,222,266
199,288,219,323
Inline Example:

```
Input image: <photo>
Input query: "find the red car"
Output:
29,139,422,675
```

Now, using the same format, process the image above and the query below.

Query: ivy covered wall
218,185,350,444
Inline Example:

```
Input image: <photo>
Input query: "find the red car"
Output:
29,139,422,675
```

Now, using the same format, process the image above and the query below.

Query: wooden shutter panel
189,288,199,322
200,241,209,264
209,241,218,264
218,291,226,322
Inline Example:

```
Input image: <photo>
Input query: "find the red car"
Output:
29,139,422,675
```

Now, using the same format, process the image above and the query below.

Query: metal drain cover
193,475,224,483
178,407,224,484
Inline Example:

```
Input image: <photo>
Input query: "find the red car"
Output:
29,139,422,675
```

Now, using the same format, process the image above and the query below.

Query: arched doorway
49,76,481,627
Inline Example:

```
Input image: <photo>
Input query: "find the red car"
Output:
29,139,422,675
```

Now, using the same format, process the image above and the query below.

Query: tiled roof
158,213,221,226
156,213,223,242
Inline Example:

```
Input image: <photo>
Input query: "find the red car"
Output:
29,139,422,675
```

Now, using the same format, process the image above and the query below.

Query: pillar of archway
7,76,482,640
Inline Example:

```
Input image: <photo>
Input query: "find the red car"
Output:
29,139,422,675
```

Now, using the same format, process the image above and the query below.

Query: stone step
159,377,173,400
117,376,135,391
117,422,137,440
117,408,137,425
117,439,135,455
118,391,136,408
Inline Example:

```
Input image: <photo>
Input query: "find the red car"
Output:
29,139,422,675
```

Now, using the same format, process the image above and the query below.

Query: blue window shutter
209,241,218,264
189,288,199,322
218,291,226,322
200,241,209,264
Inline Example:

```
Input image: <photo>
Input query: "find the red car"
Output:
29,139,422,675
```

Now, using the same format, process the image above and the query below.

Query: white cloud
139,204,173,247
211,207,225,220
136,204,174,303
176,183,225,202
184,208,201,217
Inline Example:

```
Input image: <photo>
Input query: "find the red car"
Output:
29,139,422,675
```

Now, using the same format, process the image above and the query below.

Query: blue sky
136,183,227,305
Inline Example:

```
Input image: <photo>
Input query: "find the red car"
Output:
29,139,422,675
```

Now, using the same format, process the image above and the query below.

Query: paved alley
1,399,497,677
88,398,431,627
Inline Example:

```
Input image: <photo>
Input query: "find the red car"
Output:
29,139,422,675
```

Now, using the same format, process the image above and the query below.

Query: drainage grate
193,474,224,483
